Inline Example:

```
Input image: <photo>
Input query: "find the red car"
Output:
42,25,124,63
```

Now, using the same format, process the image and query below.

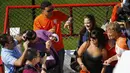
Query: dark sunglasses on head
47,8,54,12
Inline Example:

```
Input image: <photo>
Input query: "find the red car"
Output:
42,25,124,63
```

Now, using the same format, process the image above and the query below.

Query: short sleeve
2,53,17,65
53,11,68,21
111,3,121,22
43,30,52,37
116,37,128,50
33,19,42,31
115,37,129,59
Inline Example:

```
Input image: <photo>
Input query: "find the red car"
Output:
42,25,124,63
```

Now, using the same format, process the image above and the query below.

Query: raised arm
41,53,47,73
64,17,72,29
15,34,23,44
14,41,29,66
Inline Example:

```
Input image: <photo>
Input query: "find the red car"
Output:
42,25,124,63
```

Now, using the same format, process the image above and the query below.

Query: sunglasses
90,37,97,40
47,8,54,12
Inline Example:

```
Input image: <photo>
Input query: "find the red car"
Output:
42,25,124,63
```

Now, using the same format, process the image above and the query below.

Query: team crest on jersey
53,19,57,24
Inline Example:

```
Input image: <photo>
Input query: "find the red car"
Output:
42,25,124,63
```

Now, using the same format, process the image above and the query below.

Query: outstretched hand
64,17,72,29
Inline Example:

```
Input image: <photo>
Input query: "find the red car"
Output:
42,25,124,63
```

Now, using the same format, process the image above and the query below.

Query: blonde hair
106,21,122,33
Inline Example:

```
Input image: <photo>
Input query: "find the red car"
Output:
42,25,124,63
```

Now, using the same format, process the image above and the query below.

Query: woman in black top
77,29,107,73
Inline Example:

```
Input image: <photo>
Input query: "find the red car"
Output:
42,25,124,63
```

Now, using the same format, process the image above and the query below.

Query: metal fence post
32,0,36,21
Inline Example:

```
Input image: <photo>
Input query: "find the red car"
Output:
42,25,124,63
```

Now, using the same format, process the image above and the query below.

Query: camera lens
39,52,45,57
128,17,130,21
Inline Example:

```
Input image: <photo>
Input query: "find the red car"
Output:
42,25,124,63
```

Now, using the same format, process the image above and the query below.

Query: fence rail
3,2,117,50
4,2,117,34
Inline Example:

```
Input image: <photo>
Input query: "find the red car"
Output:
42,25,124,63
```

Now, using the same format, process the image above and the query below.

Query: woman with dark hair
77,29,107,73
78,14,104,48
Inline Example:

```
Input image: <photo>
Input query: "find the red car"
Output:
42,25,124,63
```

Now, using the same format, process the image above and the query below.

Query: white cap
50,33,59,42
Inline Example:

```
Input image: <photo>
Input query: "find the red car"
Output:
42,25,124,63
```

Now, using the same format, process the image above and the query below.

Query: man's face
34,51,40,64
42,5,54,17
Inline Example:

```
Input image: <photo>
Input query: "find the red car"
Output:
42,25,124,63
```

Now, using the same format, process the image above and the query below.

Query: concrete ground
63,50,78,73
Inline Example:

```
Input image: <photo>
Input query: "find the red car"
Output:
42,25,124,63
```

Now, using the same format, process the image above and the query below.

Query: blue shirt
1,40,21,73
78,30,89,48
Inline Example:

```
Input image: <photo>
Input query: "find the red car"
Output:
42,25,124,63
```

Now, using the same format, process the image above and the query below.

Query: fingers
23,40,30,50
67,25,70,29
22,34,26,41
49,33,59,42
64,24,67,28
64,23,71,29
43,53,47,64
103,60,110,66
64,20,71,28
45,40,52,49
68,17,72,21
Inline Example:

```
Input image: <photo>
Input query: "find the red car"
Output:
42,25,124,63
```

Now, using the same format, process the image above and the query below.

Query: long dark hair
79,14,96,36
79,14,97,44
90,29,106,49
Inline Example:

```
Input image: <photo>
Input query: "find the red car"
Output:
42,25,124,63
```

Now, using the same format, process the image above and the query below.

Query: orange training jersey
33,10,68,51
111,3,121,22
115,36,129,58
116,36,128,50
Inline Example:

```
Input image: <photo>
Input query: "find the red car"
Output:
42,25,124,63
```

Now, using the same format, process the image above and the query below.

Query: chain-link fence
0,0,119,50
0,0,119,32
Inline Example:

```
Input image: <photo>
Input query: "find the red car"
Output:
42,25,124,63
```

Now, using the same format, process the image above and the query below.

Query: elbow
14,61,23,67
16,62,23,67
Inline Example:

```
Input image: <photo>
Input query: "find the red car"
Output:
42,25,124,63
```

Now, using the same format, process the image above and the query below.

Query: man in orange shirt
110,0,123,22
33,1,72,73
